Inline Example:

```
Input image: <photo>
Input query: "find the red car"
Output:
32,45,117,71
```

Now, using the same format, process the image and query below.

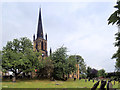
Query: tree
86,66,92,78
2,37,40,81
108,1,120,71
108,1,120,26
97,69,106,77
50,46,85,80
112,33,120,71
69,55,86,74
86,67,98,79
67,55,77,77
36,57,54,78
51,46,68,80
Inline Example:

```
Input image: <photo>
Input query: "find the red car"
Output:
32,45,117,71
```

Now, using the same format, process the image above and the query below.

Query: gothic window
41,41,43,50
45,42,46,50
36,43,39,52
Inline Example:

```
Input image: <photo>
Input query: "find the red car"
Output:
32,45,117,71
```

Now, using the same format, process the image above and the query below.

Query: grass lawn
1,79,120,88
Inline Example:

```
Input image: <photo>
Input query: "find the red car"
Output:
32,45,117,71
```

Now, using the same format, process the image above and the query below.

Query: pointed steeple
33,34,35,41
37,8,43,39
50,48,52,56
45,33,47,40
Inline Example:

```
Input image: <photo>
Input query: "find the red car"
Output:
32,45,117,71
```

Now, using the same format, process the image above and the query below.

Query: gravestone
74,77,76,81
91,81,99,90
88,77,90,81
100,81,106,90
114,80,115,85
107,80,113,90
79,77,81,80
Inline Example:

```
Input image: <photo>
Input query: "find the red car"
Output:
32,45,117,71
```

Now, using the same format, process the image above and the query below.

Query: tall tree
108,1,120,26
36,57,54,78
69,55,86,74
97,69,106,77
108,1,120,71
2,37,40,80
86,66,92,78
51,46,68,80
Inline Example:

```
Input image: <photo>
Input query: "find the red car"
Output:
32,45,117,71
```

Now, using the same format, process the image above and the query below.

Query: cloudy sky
1,0,119,72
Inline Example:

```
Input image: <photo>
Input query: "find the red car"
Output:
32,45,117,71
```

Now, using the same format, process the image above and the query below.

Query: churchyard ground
2,79,119,88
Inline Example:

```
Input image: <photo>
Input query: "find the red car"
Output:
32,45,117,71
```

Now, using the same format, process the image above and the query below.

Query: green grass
1,79,120,88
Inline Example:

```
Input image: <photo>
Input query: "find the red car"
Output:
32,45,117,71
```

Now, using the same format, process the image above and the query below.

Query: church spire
37,8,43,39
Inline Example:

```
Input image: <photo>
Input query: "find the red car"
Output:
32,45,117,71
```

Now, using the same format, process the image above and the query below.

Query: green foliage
86,67,98,78
51,46,68,79
50,46,85,80
68,55,77,73
108,1,120,26
2,37,40,78
97,69,106,77
86,66,92,78
69,55,86,74
37,57,54,78
108,1,120,71
112,32,120,71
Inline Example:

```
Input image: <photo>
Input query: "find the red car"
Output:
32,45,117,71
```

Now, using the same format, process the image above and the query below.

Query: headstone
100,81,106,90
56,83,60,85
107,80,113,90
88,77,90,81
79,77,81,80
91,81,99,90
74,77,76,81
85,79,87,82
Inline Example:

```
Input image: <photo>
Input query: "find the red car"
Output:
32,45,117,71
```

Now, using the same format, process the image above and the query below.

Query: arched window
45,42,46,50
41,41,43,50
36,43,39,52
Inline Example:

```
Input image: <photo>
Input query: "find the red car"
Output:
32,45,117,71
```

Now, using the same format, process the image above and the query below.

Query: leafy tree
50,46,85,80
108,1,120,71
86,66,92,78
97,69,106,77
108,1,120,26
86,67,98,78
69,55,86,74
67,56,77,77
51,46,68,80
112,33,120,71
2,37,40,80
36,57,54,78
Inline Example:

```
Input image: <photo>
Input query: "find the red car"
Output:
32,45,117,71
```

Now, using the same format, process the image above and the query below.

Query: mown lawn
1,79,120,88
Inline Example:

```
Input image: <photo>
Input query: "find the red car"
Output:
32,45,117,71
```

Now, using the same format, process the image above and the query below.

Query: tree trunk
68,73,69,78
12,73,16,82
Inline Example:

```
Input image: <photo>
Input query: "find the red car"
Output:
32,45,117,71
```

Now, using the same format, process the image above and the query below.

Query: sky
1,0,119,72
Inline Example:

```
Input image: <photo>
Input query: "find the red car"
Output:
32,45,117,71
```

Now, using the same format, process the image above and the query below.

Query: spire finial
45,33,47,40
33,34,35,41
50,48,52,56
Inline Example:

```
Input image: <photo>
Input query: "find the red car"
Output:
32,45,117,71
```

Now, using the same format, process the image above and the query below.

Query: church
33,8,48,57
33,8,79,79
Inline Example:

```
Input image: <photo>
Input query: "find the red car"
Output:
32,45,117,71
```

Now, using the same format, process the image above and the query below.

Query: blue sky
1,1,118,72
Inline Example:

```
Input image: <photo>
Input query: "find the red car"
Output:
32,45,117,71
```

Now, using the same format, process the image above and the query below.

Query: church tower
33,8,48,57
